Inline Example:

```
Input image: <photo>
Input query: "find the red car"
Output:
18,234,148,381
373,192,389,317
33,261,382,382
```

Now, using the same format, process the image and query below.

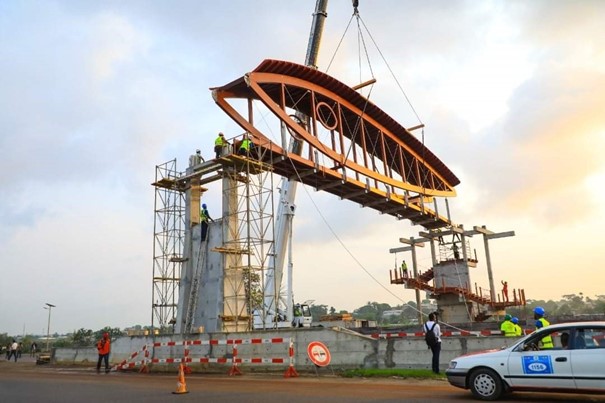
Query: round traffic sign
307,341,331,367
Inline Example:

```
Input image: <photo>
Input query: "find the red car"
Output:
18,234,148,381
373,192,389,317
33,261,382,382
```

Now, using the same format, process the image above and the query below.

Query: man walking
7,340,18,362
96,332,111,373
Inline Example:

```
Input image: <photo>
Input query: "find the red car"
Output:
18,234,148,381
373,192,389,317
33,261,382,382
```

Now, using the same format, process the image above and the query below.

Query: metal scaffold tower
151,159,186,331
217,144,276,332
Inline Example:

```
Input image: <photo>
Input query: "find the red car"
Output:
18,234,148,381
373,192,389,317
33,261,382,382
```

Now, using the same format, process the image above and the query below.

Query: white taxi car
446,321,605,400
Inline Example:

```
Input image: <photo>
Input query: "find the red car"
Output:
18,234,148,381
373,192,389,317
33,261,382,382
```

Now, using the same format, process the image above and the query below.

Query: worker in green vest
292,304,303,328
200,203,214,241
238,134,253,156
534,306,553,349
500,314,516,337
214,132,229,159
400,260,408,278
512,317,523,336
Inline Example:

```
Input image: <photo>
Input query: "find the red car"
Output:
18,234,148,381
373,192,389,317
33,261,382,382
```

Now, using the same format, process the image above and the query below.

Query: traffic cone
172,363,189,394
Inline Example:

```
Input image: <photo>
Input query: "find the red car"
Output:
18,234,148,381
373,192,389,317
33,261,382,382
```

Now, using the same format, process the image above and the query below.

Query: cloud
463,64,605,226
2,1,605,335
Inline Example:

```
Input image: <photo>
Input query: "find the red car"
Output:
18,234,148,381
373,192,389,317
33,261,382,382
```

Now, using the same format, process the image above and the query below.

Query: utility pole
473,226,515,303
44,303,55,352
398,237,428,324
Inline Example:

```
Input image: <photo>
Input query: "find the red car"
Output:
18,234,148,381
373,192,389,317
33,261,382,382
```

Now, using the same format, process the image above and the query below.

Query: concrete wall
54,327,520,373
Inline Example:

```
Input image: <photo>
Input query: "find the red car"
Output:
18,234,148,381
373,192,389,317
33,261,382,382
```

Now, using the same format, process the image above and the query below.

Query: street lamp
44,303,56,352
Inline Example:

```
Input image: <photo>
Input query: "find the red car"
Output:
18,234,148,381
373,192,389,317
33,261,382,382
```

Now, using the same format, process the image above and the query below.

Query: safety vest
514,324,522,336
97,338,110,355
240,139,251,152
401,261,408,271
500,320,516,337
537,318,553,348
215,136,226,146
200,208,209,223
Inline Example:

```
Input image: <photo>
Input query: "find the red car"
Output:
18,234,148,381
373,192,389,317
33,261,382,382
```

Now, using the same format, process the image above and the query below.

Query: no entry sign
307,341,331,367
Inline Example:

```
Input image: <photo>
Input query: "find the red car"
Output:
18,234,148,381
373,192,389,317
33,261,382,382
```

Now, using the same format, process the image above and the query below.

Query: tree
72,328,94,347
94,327,123,342
353,301,392,323
309,304,328,321
243,268,262,316
555,303,572,316
561,293,586,314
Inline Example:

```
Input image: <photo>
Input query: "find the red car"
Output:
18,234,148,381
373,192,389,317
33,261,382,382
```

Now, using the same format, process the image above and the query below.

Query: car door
506,328,575,390
570,326,605,391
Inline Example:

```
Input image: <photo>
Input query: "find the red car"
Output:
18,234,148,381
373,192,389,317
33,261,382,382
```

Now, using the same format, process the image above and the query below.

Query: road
1,358,604,403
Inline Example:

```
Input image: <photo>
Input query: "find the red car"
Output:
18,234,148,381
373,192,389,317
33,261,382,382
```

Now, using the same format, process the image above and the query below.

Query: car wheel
469,368,503,401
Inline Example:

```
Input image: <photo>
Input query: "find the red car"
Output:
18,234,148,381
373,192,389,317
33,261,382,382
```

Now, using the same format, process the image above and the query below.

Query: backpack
424,322,438,348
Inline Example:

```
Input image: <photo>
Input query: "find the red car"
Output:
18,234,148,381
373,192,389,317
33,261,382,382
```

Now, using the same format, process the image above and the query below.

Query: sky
1,0,604,336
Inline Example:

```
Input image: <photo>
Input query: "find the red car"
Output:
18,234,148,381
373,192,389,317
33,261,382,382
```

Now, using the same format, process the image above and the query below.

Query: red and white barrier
371,329,533,339
117,336,293,375
152,337,285,347
114,344,150,372
283,338,298,378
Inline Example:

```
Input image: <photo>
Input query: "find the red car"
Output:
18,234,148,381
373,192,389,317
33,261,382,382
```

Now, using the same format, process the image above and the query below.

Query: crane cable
251,2,472,333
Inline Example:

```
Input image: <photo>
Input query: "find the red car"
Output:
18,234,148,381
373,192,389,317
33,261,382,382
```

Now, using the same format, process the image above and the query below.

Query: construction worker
238,133,253,156
96,332,111,373
292,304,303,328
214,132,229,159
452,243,460,260
511,317,522,336
191,149,205,165
501,280,509,302
534,306,553,349
200,203,214,241
401,260,408,278
500,314,516,337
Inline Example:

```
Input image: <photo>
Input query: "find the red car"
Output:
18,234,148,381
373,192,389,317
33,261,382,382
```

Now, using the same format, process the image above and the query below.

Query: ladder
184,238,207,334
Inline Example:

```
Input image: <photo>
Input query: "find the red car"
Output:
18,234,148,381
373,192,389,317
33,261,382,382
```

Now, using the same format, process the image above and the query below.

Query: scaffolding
151,159,186,331
217,142,276,332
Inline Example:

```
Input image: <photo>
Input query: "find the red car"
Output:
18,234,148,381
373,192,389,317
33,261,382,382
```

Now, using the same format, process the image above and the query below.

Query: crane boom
261,0,329,328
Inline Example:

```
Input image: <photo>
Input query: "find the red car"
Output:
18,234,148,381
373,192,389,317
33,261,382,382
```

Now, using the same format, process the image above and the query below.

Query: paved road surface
1,358,604,403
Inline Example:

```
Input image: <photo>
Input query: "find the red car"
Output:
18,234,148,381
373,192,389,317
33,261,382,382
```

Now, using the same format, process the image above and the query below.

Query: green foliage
94,327,123,342
354,301,392,322
52,338,72,348
309,304,328,321
243,268,262,314
0,333,12,349
72,328,94,347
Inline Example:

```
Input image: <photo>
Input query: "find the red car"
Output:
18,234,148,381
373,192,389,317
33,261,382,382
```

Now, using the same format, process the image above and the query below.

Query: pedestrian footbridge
208,59,460,230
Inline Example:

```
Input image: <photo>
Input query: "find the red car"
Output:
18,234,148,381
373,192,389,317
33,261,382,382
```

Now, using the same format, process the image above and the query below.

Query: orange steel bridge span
211,59,460,230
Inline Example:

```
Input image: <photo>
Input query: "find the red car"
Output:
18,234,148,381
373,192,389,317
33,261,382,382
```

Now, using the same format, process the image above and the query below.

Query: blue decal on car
522,355,553,374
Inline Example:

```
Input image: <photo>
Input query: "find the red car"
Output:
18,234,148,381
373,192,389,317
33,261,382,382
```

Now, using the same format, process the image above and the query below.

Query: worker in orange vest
96,332,111,373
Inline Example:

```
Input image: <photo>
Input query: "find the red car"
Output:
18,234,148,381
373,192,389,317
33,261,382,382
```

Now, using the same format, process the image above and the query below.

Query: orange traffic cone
172,363,189,394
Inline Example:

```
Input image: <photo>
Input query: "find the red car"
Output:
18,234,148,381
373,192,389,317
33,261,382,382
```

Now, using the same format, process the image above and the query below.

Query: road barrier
371,329,532,339
116,336,295,376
